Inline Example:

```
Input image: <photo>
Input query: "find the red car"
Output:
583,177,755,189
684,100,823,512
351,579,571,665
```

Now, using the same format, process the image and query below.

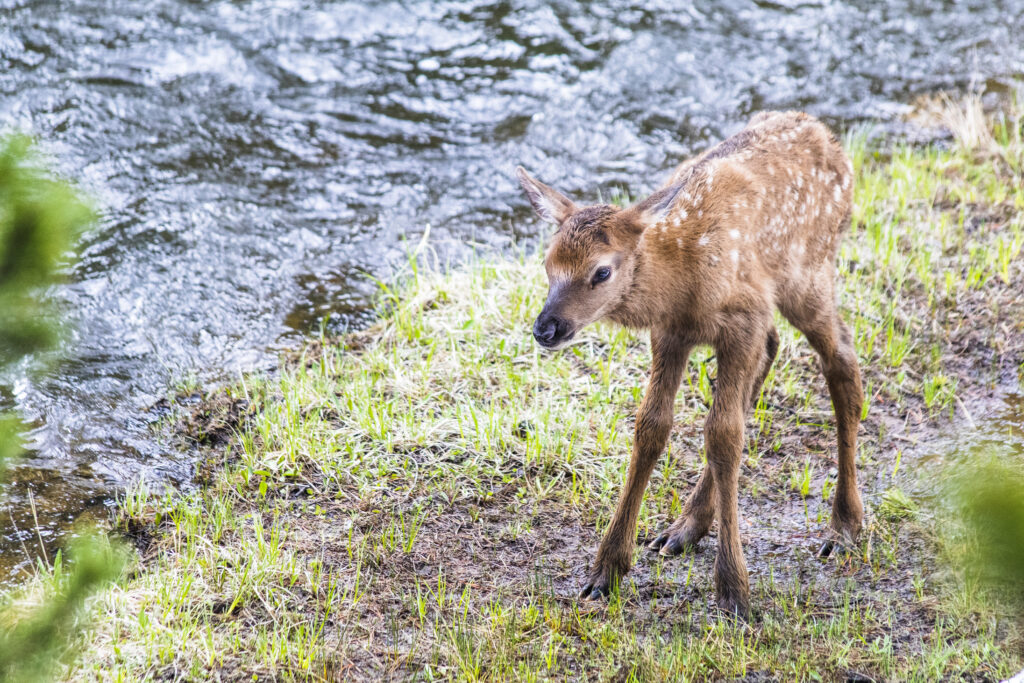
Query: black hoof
580,569,619,600
819,529,857,558
579,580,611,600
647,526,704,557
647,532,669,553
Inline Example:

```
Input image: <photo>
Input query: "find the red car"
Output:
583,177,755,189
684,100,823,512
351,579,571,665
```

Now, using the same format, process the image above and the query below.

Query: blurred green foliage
0,134,93,366
0,416,21,485
952,456,1024,613
0,538,127,683
0,133,123,682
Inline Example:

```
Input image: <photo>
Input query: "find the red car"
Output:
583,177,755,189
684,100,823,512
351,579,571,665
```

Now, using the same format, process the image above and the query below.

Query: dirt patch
174,391,253,448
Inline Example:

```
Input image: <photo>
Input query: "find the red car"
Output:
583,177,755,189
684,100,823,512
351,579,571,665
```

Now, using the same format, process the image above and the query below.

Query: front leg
705,331,766,618
581,330,690,598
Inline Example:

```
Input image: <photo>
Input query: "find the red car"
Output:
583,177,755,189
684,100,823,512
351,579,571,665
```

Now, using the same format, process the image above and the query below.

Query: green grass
6,98,1024,681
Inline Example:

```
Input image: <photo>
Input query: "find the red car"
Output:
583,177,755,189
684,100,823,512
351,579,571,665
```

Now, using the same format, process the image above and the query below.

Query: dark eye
592,266,612,285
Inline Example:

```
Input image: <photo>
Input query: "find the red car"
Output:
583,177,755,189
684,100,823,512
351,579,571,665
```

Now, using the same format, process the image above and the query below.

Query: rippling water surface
1,0,1023,580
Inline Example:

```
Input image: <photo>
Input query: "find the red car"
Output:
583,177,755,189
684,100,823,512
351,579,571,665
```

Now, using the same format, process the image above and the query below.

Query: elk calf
516,111,863,618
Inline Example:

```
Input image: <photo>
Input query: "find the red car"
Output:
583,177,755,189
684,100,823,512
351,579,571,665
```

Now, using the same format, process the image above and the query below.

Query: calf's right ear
515,166,577,226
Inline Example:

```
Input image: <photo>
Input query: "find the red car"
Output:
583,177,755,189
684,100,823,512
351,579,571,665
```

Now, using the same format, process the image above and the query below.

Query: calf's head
515,166,679,349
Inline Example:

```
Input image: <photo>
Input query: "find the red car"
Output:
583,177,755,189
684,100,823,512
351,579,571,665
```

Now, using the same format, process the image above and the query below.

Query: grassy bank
12,99,1024,681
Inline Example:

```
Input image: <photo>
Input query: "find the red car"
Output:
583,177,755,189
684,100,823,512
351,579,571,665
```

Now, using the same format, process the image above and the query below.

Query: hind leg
649,329,779,557
648,466,716,555
749,326,779,411
799,313,864,544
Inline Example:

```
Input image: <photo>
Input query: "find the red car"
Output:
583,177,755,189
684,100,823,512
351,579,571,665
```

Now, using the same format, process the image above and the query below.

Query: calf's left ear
626,182,683,233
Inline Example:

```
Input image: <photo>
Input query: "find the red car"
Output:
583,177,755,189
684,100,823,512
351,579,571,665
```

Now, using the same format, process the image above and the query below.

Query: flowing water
1,0,1023,581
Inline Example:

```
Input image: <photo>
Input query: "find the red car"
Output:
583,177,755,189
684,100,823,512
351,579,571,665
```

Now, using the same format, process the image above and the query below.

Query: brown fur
516,111,864,618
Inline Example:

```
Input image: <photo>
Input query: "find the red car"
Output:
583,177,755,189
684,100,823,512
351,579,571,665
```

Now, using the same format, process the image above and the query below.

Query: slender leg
649,326,778,557
749,326,780,411
648,467,715,555
802,316,864,544
581,329,691,598
706,330,764,618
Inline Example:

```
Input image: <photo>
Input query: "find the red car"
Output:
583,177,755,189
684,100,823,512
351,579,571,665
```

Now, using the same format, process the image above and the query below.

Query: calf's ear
515,166,577,226
626,182,683,234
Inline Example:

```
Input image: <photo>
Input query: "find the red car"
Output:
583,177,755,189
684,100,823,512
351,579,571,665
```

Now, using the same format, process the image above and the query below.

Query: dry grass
909,93,996,152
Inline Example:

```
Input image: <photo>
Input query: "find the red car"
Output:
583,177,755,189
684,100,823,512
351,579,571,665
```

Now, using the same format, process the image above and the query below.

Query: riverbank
14,98,1024,680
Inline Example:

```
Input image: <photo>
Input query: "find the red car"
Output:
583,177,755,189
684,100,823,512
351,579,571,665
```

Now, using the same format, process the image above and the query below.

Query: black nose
533,314,569,347
534,317,557,344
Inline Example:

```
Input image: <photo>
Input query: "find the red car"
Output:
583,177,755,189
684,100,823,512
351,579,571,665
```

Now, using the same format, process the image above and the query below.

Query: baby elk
516,111,864,618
